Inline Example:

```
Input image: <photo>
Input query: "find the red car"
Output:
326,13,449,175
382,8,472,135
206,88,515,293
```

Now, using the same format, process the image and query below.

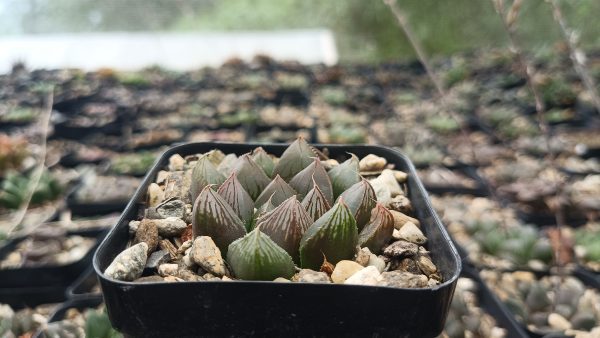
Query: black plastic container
574,265,600,289
66,267,101,299
94,142,461,338
0,230,105,289
460,265,528,338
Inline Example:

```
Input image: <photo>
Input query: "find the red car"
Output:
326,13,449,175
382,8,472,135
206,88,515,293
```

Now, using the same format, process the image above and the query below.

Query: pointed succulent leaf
217,153,238,177
289,158,333,203
272,137,316,181
227,227,296,280
231,154,271,200
192,185,246,254
217,172,254,224
248,194,276,231
205,149,226,166
254,175,297,207
338,178,376,231
256,196,313,262
252,147,275,177
328,154,361,198
299,199,358,270
190,155,226,202
301,181,331,221
358,203,394,254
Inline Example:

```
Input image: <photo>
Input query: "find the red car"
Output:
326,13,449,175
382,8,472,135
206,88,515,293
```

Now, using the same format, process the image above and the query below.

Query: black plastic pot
0,229,105,289
574,265,600,289
460,265,529,338
94,142,461,338
66,189,129,217
423,165,490,197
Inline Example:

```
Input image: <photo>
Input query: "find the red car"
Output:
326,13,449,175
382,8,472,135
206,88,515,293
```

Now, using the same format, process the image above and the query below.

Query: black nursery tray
66,266,101,299
94,142,461,338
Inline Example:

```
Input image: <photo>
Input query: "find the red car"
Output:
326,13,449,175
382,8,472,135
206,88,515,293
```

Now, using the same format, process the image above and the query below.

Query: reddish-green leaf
358,203,394,254
190,155,226,203
328,154,361,198
217,172,254,225
301,181,331,221
338,178,376,231
231,154,271,200
254,174,297,207
289,158,333,204
272,137,316,181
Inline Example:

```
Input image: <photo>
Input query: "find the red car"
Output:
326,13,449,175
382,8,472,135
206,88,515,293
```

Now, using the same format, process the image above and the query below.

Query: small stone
104,242,148,281
368,254,386,273
145,249,170,269
383,240,419,257
177,240,193,254
388,195,413,214
392,228,401,240
129,220,140,235
293,269,331,283
371,179,392,205
397,222,427,245
159,239,178,260
389,210,420,229
393,170,408,183
178,269,202,281
394,257,421,274
163,275,184,282
416,255,437,276
427,278,440,287
548,313,571,331
168,154,185,171
183,204,193,223
344,266,381,286
321,159,339,170
372,169,403,196
378,271,428,288
158,263,179,277
222,276,233,281
274,277,291,282
203,273,220,281
189,236,228,277
156,170,169,184
355,247,372,266
331,260,365,284
359,154,387,172
147,183,165,207
152,217,188,237
134,275,164,283
155,199,186,219
134,219,159,254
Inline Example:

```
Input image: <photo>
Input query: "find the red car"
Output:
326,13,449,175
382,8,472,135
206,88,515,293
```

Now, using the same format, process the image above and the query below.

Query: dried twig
546,0,600,115
491,0,567,274
8,88,54,234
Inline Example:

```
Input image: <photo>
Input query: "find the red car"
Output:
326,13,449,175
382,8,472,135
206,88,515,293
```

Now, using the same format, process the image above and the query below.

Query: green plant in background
425,115,460,134
539,76,577,108
575,227,600,264
275,73,310,91
0,170,62,210
2,107,37,123
483,107,519,127
401,145,444,167
115,72,151,87
319,86,347,106
237,73,270,90
110,151,157,176
328,124,367,144
85,309,123,338
219,109,260,127
190,138,391,279
444,64,469,88
545,108,575,123
497,116,539,140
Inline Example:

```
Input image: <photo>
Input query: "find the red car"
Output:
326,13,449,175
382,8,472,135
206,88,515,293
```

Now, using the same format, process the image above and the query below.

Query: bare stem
8,88,54,234
547,0,600,115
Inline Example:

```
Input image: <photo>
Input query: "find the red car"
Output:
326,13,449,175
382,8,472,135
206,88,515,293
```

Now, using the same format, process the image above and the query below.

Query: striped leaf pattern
254,174,297,207
338,178,376,231
217,172,254,225
301,182,331,221
231,154,271,200
190,155,226,203
272,137,316,181
358,203,394,254
289,158,333,204
328,154,361,199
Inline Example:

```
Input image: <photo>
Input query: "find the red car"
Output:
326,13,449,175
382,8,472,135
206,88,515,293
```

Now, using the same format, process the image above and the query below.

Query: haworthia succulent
231,154,271,200
192,185,246,254
217,153,238,177
289,158,333,204
190,155,226,203
328,154,361,198
205,149,225,166
299,199,358,270
217,172,254,225
358,203,394,254
254,175,297,207
248,194,276,231
272,137,316,181
227,227,296,280
301,181,331,222
252,147,275,178
338,178,376,231
256,196,313,262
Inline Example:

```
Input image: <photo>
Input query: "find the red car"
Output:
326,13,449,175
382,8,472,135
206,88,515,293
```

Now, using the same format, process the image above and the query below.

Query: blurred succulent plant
0,134,28,177
0,170,62,210
2,106,37,123
319,86,347,106
574,226,600,269
425,115,460,134
190,138,395,280
109,151,156,176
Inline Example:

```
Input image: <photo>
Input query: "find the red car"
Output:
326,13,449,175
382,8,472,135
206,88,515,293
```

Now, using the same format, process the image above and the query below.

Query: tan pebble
344,266,382,286
393,170,408,183
355,247,372,266
147,183,165,207
168,154,185,171
332,260,365,284
134,219,159,254
189,236,228,277
372,170,403,197
222,276,233,281
548,313,571,331
416,255,437,276
156,170,169,185
368,254,386,273
163,275,184,282
389,210,420,229
359,154,387,172
158,263,178,277
273,277,292,283
397,222,427,245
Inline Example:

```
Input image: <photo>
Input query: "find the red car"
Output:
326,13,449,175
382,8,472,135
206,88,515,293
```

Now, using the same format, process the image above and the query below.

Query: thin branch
547,0,600,115
8,88,54,234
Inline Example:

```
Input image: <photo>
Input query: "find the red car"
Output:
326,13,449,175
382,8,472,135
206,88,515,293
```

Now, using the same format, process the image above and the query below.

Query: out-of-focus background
0,1,600,337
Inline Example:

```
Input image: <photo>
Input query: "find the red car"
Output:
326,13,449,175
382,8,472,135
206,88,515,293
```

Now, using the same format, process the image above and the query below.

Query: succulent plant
85,309,123,338
0,170,62,210
109,151,156,176
0,134,28,177
186,138,401,280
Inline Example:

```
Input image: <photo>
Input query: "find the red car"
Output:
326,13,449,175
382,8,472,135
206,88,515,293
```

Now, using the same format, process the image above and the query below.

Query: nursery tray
94,142,461,338
423,165,490,197
66,266,101,299
0,285,66,310
0,229,106,289
34,296,105,338
460,265,528,338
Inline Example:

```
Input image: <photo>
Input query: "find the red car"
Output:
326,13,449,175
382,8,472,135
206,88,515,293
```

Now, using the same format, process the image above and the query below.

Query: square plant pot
94,142,461,337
